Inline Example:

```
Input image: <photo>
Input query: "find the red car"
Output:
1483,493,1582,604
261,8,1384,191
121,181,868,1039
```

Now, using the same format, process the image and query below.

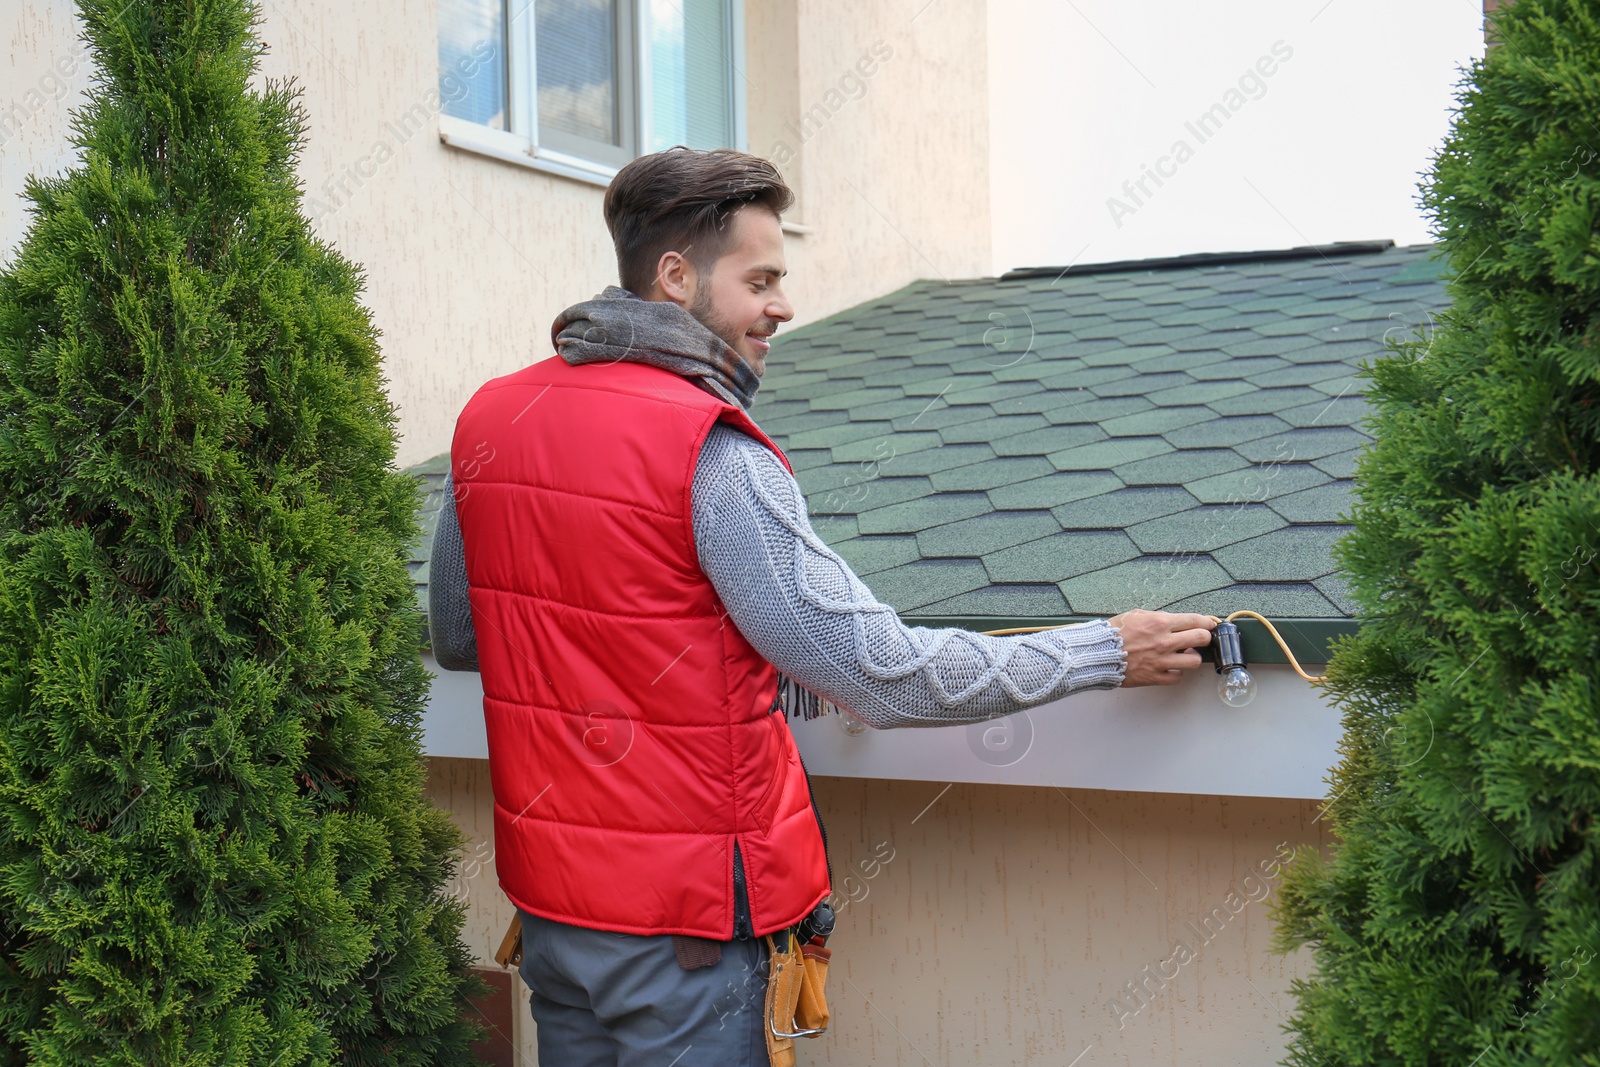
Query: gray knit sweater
428,422,1128,728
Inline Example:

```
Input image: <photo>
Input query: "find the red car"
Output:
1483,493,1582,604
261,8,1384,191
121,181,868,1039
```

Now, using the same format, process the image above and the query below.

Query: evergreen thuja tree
1273,1,1600,1063
0,1,483,1062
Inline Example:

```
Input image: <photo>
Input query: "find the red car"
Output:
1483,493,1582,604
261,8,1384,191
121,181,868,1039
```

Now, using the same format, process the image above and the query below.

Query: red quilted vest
450,355,831,939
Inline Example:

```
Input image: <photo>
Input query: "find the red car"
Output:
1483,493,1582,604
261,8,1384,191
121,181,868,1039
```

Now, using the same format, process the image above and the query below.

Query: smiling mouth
745,332,772,353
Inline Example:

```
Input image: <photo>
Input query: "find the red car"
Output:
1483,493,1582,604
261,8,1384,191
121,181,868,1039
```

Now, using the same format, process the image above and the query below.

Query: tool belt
668,911,834,1066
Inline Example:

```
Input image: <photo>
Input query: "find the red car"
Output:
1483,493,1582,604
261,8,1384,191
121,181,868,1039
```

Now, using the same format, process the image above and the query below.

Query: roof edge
1000,239,1397,282
410,608,1359,663
902,615,1359,666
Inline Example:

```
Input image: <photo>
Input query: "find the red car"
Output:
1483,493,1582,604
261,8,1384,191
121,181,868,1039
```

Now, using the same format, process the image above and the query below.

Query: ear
654,250,694,304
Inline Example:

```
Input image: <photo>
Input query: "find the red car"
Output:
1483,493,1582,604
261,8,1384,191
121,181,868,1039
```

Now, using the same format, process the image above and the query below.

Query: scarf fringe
776,671,836,722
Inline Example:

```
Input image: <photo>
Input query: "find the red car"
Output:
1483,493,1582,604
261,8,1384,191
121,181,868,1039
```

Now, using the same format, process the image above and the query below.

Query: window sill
437,116,814,234
439,116,617,188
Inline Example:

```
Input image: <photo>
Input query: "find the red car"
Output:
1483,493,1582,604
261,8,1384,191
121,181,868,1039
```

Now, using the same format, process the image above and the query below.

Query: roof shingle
406,241,1451,646
744,241,1450,619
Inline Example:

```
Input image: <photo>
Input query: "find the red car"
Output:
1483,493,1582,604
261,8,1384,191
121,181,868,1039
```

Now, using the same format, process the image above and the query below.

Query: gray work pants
517,910,773,1066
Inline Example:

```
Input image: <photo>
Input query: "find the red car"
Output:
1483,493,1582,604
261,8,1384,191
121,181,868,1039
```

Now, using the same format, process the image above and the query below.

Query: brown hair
603,147,794,297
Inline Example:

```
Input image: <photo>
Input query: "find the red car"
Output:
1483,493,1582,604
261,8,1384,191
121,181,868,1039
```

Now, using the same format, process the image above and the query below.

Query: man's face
683,205,793,375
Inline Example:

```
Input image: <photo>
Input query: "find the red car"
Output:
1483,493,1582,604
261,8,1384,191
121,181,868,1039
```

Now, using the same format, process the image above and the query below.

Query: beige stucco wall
4,0,991,468
810,779,1327,1067
429,753,1331,1067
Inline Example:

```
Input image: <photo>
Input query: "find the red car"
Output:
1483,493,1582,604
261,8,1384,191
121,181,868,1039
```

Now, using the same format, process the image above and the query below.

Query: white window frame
439,0,748,187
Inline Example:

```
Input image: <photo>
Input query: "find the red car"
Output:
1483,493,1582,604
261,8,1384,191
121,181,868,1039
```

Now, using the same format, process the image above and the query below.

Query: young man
432,147,1215,1066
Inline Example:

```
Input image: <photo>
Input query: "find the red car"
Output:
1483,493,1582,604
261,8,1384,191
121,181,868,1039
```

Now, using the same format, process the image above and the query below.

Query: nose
768,292,794,324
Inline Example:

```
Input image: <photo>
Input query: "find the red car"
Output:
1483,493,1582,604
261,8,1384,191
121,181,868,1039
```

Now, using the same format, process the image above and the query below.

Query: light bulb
1217,666,1256,707
837,707,868,735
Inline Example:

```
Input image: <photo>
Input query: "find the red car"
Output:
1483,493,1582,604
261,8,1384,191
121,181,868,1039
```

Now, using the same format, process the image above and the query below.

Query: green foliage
0,1,483,1062
1272,2,1600,1063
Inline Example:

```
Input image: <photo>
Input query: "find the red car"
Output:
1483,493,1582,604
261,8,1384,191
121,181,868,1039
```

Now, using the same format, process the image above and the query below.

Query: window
437,0,746,183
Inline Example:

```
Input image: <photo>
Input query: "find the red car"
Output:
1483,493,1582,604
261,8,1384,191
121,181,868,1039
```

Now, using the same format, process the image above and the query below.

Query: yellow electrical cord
981,610,1327,685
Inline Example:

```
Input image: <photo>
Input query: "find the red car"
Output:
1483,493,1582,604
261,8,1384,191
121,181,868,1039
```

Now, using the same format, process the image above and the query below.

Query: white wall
2,0,85,261
987,0,1488,273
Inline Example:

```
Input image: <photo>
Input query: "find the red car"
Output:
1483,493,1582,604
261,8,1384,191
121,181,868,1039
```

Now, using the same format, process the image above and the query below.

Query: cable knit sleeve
428,474,480,673
691,422,1128,730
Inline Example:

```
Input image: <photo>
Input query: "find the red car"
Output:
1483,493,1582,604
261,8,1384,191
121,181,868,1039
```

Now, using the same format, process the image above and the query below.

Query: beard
688,286,772,375
688,285,744,354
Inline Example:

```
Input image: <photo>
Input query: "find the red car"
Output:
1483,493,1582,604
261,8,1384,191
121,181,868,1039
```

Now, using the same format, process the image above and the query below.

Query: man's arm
425,431,1214,690
428,474,480,672
691,422,1132,729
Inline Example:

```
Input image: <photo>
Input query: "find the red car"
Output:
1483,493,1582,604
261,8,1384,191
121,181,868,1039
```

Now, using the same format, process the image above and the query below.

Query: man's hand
1105,610,1217,687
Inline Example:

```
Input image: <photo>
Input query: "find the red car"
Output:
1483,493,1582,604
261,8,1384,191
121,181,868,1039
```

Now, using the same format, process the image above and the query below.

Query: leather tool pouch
494,915,523,969
795,941,831,1031
763,929,831,1065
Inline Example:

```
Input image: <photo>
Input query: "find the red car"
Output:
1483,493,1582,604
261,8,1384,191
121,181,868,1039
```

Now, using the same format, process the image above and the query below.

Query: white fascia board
421,652,491,760
418,659,1342,799
793,664,1341,799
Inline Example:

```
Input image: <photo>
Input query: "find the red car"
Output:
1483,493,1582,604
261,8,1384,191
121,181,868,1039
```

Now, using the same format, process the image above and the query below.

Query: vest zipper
771,697,844,895
740,694,833,942
794,744,834,890
732,838,753,940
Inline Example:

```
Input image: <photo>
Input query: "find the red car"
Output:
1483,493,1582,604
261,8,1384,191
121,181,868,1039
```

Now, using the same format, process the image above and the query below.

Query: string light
823,611,1329,726
980,611,1327,707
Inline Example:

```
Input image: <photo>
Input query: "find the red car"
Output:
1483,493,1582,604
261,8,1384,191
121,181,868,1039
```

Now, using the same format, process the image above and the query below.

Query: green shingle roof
405,241,1453,662
406,452,452,617
748,240,1450,624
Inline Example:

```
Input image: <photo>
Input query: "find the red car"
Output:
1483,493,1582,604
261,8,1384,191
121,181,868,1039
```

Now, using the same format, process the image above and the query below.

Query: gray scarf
549,286,831,723
552,285,763,410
